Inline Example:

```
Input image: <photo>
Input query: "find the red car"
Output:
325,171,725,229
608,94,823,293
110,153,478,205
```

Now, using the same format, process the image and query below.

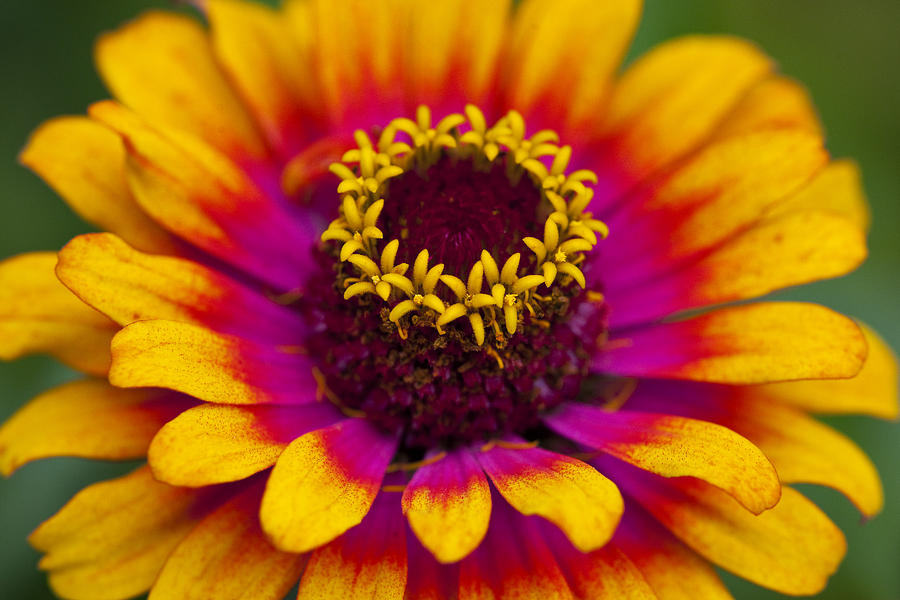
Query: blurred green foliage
1,1,897,598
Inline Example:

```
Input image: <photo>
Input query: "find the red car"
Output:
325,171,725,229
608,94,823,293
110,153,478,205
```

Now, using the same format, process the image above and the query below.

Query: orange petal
0,252,116,375
609,210,866,328
506,0,641,133
476,443,623,553
207,0,317,158
95,10,266,161
603,130,827,288
297,486,407,600
601,302,867,384
30,466,217,600
260,419,397,553
714,76,823,139
57,233,305,343
600,36,772,182
546,407,780,514
402,449,491,563
615,506,732,600
755,323,898,419
768,159,871,232
109,319,318,405
89,100,314,291
19,116,175,254
0,379,186,476
150,481,306,600
149,403,339,487
622,473,845,596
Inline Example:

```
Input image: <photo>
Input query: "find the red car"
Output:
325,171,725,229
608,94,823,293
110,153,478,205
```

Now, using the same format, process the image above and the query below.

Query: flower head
1,1,897,599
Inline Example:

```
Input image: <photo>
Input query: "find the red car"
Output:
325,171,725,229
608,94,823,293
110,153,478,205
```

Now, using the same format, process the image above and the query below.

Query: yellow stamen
323,104,609,348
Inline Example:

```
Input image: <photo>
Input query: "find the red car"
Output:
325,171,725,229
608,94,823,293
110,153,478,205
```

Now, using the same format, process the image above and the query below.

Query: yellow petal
109,319,317,405
149,403,338,487
547,407,780,514
19,116,174,254
715,76,823,139
57,233,304,343
150,482,306,600
616,508,733,600
610,210,867,328
0,252,116,375
402,450,491,564
260,419,396,553
95,11,266,160
506,0,641,132
602,36,772,179
755,323,898,419
89,100,310,291
602,302,867,384
629,477,845,596
297,488,407,600
729,396,884,517
207,0,318,157
768,159,871,232
30,466,214,600
0,379,183,476
477,445,623,553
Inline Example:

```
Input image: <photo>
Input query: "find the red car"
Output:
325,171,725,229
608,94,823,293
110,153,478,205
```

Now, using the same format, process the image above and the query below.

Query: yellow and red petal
753,323,898,419
613,461,845,596
615,506,733,600
597,36,773,187
109,319,317,405
714,76,822,139
403,0,511,116
767,159,871,232
402,449,491,564
57,233,305,343
297,484,407,600
260,419,397,553
476,442,623,553
88,100,315,291
0,252,116,375
207,0,319,158
609,209,866,327
540,521,656,600
545,406,780,514
30,466,219,600
19,116,175,254
0,379,188,476
600,302,867,384
728,398,884,517
458,502,574,600
628,379,886,517
504,0,642,133
602,130,827,289
149,403,341,487
95,11,267,162
405,536,460,600
150,480,306,600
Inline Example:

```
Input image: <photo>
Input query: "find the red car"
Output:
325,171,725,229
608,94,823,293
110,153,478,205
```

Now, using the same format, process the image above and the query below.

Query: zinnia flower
1,1,896,598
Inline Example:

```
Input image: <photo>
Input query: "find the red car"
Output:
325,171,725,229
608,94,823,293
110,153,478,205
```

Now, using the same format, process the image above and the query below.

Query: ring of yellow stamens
321,104,608,349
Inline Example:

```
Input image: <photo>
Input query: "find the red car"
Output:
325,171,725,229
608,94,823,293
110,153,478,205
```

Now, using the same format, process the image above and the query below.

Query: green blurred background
1,1,897,598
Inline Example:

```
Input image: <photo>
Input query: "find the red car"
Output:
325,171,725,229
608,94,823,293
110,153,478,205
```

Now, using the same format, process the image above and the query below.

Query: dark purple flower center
299,154,606,452
380,158,543,275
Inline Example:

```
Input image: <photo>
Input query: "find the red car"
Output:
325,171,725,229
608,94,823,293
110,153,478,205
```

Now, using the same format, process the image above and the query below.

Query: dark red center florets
297,153,607,452
380,158,543,274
